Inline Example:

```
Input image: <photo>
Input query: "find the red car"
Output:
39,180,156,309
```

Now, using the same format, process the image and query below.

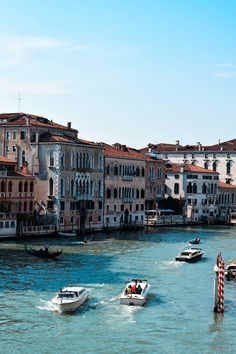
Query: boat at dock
25,245,62,259
51,286,89,312
175,248,204,263
83,237,115,244
120,279,150,306
58,230,77,237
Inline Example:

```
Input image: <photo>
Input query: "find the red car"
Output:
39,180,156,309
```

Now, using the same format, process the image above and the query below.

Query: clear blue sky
0,0,235,148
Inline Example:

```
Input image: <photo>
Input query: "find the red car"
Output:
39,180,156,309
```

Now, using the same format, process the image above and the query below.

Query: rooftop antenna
18,91,22,112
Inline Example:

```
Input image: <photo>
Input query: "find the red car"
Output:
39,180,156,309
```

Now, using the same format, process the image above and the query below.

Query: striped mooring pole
213,253,225,313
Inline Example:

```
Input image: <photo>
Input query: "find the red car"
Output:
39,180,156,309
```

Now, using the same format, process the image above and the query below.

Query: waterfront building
0,157,35,236
218,181,236,223
0,113,104,233
165,163,219,223
102,143,146,229
141,139,236,185
144,157,165,211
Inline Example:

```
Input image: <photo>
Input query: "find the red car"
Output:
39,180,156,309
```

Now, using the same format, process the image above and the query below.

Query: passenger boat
51,286,89,312
58,230,77,237
25,245,62,259
83,237,115,244
225,260,236,281
175,248,204,263
189,238,201,245
120,279,150,306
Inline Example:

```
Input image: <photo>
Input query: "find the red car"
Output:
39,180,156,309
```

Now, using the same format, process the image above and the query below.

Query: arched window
90,180,93,195
19,181,22,193
61,179,64,197
49,178,53,196
76,153,79,168
49,150,54,167
1,181,5,192
106,188,111,199
71,152,75,168
29,201,33,212
114,165,118,176
226,161,231,174
98,181,101,197
24,182,28,193
76,180,79,195
24,201,27,212
193,183,197,194
22,150,26,164
136,167,140,176
114,188,118,198
212,161,217,171
60,154,64,168
86,180,89,194
204,161,209,169
202,183,207,194
71,179,74,196
106,164,110,175
30,181,34,193
141,188,145,198
142,167,145,177
18,202,22,212
8,181,12,193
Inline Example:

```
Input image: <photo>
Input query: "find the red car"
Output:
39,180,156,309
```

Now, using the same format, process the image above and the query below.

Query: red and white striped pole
214,253,224,313
218,258,224,313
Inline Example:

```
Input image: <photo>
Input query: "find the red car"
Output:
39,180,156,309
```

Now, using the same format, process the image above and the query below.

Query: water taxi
51,286,89,312
175,248,204,263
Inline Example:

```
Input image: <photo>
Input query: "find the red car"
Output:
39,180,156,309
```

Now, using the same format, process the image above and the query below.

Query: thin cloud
210,63,234,68
212,71,236,79
0,79,73,95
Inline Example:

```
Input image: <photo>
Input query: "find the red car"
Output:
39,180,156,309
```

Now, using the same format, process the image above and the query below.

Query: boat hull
52,293,88,312
175,254,203,263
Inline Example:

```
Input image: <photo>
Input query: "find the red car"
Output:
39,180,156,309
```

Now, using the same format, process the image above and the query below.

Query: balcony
0,171,7,177
148,176,156,182
75,193,94,201
122,175,134,181
122,197,134,203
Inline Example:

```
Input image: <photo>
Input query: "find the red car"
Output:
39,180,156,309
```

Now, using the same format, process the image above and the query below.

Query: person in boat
44,245,49,253
136,284,142,295
131,280,137,294
125,285,132,295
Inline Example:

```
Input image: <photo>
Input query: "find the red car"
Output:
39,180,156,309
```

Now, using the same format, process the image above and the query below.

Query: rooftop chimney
196,142,201,151
176,140,180,151
67,122,72,129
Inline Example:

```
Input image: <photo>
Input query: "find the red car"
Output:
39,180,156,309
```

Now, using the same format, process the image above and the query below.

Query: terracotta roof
0,156,16,164
165,163,219,175
38,132,102,148
101,143,146,160
0,112,78,132
141,138,236,153
219,181,236,189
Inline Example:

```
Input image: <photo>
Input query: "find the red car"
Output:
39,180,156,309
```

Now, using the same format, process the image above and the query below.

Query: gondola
25,245,62,259
189,238,201,245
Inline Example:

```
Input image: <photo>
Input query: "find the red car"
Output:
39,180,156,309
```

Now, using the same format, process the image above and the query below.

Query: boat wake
160,260,183,268
36,299,58,312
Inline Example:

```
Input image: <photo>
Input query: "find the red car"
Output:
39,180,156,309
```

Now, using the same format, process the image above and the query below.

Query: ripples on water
1,227,236,353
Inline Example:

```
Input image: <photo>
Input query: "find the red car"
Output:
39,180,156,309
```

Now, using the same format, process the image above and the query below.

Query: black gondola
189,238,201,245
25,245,62,259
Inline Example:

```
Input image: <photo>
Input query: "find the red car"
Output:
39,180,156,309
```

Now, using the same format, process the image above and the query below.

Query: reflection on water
0,226,236,353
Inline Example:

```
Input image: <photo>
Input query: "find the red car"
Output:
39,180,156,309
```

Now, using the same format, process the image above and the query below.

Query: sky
0,0,236,148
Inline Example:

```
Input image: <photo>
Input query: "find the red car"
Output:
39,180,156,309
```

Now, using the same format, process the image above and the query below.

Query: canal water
1,226,236,354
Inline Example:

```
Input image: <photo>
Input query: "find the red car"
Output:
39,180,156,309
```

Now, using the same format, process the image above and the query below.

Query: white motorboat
225,260,236,281
58,230,77,237
83,237,115,244
175,248,204,263
120,279,150,306
51,286,89,312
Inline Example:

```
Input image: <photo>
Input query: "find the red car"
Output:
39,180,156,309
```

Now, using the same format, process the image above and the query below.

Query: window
18,181,22,193
50,151,54,167
114,188,118,198
30,181,34,193
13,131,17,140
49,178,53,196
141,189,145,198
175,175,179,179
174,183,179,194
136,204,139,211
13,146,16,152
212,161,217,172
141,204,144,211
106,188,111,199
226,161,231,175
99,201,103,209
106,164,110,175
6,131,11,140
8,181,12,193
60,201,65,211
5,146,10,153
121,204,124,211
114,204,117,212
20,131,26,140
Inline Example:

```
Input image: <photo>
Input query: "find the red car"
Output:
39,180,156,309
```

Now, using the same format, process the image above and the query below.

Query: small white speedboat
120,279,150,306
175,248,204,263
51,286,89,312
225,260,236,281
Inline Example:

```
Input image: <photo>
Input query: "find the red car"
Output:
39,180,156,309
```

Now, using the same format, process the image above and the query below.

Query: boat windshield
58,292,76,298
181,252,191,256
